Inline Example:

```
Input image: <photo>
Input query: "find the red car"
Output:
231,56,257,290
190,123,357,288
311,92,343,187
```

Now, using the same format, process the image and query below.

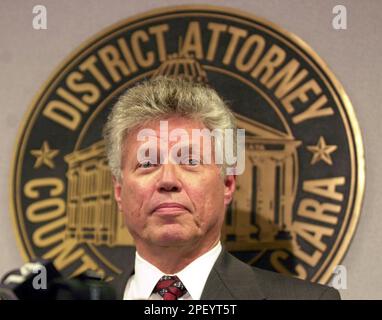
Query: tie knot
153,275,187,300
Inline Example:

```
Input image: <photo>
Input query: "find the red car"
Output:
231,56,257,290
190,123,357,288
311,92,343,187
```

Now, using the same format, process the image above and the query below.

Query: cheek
207,185,225,212
189,176,225,218
121,180,151,214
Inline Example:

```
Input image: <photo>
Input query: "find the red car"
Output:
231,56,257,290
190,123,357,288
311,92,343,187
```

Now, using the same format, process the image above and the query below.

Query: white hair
103,76,237,180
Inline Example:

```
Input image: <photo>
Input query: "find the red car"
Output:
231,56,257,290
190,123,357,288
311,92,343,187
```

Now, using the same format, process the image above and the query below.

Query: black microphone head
53,270,116,300
0,260,61,300
0,260,116,300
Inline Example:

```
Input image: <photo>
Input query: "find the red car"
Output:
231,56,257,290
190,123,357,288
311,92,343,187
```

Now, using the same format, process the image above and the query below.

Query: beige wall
0,0,380,299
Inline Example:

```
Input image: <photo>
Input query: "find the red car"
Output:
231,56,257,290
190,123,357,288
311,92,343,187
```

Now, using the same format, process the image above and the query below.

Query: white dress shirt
123,242,222,300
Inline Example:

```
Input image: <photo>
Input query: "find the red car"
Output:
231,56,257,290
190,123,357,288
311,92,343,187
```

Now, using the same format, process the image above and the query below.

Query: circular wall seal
10,5,364,284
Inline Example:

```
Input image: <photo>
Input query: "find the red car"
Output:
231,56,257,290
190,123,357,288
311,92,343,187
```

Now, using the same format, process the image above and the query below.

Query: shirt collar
132,251,164,300
132,242,222,300
176,242,222,300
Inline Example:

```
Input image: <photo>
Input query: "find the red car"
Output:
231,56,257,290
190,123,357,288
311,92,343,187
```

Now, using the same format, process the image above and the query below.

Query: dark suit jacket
111,248,340,300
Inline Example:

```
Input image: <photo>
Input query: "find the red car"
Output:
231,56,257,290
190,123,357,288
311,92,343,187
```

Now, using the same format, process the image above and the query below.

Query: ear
112,176,123,211
223,175,236,206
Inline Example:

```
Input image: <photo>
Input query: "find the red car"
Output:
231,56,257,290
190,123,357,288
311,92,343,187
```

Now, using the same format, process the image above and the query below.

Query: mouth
152,203,189,216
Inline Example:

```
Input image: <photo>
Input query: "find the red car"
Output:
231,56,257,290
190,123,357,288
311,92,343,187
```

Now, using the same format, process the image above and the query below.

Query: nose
156,164,182,193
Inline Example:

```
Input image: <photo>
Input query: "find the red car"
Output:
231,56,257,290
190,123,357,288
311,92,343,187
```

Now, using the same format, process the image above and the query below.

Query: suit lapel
201,249,266,300
200,267,236,299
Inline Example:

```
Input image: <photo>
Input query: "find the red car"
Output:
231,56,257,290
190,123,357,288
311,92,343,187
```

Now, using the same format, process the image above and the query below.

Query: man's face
113,116,236,250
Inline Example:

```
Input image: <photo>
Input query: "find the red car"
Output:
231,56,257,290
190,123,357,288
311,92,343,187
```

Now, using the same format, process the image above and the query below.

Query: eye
187,158,200,166
138,160,156,169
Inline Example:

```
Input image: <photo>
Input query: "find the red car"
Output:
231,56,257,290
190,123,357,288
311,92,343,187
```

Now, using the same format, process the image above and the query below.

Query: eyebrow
133,141,210,166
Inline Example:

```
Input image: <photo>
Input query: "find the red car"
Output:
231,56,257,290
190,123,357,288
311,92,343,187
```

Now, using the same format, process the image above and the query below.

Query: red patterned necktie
153,275,187,300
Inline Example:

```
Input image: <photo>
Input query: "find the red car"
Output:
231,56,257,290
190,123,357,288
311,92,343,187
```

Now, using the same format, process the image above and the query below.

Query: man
103,76,340,300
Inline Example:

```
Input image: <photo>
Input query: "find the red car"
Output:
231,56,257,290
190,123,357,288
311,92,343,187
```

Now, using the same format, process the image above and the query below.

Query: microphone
0,260,116,300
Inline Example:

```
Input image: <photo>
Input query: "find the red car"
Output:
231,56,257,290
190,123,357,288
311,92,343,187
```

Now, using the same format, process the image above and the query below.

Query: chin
152,228,193,246
144,221,201,246
156,234,190,246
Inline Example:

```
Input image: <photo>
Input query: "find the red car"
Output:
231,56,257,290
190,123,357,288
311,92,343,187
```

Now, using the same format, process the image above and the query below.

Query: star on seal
30,141,59,169
307,136,338,165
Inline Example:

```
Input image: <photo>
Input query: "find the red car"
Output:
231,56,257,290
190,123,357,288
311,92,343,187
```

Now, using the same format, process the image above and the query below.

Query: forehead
125,116,208,145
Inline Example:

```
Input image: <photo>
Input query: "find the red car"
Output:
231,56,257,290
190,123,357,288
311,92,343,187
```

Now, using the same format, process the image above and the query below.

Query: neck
136,237,220,274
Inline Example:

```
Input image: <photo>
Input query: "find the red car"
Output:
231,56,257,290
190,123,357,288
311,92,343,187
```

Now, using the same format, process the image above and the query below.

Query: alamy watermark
32,5,47,30
329,265,347,290
332,5,347,30
136,121,246,175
